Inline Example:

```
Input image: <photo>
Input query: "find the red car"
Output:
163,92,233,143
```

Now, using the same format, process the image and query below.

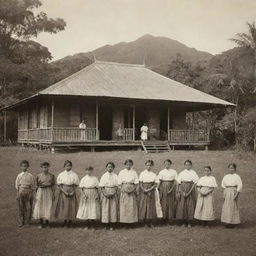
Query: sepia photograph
0,0,256,255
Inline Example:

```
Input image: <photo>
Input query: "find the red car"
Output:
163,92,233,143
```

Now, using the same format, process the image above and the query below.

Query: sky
36,0,256,60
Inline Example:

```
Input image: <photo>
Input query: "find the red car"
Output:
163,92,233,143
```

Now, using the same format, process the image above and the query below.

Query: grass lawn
0,147,256,256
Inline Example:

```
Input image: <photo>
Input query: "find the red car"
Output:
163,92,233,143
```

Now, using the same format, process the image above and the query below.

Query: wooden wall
53,100,96,128
147,108,161,140
16,98,188,141
39,105,48,128
112,108,124,139
80,102,96,128
18,110,29,130
171,110,186,129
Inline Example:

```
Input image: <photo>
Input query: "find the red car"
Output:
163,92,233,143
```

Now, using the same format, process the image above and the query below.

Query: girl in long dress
221,163,243,227
76,166,100,230
33,162,55,228
54,160,79,227
99,162,119,230
157,159,177,224
194,166,218,227
118,159,139,227
176,160,199,228
138,160,157,227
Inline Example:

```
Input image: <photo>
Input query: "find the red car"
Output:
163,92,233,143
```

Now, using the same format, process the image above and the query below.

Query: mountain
50,34,213,80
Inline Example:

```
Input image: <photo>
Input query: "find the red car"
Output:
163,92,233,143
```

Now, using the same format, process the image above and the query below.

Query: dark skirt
54,185,78,221
176,182,196,220
158,180,176,220
139,182,156,221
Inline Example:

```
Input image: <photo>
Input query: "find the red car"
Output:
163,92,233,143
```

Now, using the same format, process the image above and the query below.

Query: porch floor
18,140,210,149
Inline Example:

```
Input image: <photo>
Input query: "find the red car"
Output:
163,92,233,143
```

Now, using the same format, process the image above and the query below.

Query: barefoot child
77,166,100,230
33,162,55,228
221,163,242,227
138,160,157,227
176,160,199,228
194,166,218,226
99,162,119,230
54,160,79,227
157,159,177,224
15,160,34,227
118,159,139,227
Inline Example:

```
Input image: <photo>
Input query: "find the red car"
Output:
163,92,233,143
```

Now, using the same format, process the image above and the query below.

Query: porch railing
18,128,99,143
123,128,133,141
169,129,210,143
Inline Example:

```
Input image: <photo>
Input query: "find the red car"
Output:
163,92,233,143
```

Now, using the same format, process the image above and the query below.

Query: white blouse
118,168,139,185
221,173,243,192
79,175,99,188
157,168,178,182
99,172,118,187
57,170,80,186
177,169,199,184
139,170,157,183
197,176,218,188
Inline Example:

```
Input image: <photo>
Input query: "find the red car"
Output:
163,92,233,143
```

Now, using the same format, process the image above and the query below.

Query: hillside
50,34,213,79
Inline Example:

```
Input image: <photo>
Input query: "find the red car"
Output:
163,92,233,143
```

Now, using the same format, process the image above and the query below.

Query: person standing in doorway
116,125,124,140
79,120,86,141
140,123,148,141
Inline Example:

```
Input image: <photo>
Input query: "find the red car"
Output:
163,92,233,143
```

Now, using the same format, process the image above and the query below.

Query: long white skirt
140,131,148,140
33,187,53,220
221,187,240,224
77,188,100,220
194,187,215,221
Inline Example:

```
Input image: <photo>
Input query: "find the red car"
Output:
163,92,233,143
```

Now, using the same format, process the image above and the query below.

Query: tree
0,0,66,63
0,0,66,142
230,22,256,92
0,0,66,102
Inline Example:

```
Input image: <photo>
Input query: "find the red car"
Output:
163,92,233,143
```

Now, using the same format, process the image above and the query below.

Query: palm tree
230,22,256,92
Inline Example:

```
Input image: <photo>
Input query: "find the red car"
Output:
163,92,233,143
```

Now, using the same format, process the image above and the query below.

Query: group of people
15,158,242,230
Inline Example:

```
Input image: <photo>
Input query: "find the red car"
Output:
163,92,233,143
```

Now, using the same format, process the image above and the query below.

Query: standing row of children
15,158,243,230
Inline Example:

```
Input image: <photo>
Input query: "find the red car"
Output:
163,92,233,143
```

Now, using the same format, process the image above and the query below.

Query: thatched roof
2,61,234,110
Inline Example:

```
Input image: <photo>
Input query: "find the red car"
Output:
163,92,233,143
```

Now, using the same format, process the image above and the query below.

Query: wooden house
2,61,234,152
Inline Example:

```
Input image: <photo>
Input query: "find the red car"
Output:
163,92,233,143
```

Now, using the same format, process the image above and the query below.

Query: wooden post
51,98,54,142
132,104,135,141
96,101,99,140
167,105,170,141
3,111,7,142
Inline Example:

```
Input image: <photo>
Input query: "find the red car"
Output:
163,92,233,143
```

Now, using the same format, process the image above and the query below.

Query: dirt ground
0,147,256,256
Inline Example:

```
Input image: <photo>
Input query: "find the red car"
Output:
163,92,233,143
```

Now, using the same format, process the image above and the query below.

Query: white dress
76,175,100,220
194,176,218,221
99,172,119,223
221,173,242,224
140,125,148,140
118,168,139,223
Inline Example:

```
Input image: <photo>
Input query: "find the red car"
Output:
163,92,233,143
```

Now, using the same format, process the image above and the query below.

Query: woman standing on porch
118,159,139,227
54,160,79,227
140,123,148,141
176,160,199,228
157,159,178,224
99,162,119,230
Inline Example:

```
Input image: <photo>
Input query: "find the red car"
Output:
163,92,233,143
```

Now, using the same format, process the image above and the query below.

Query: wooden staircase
141,140,171,153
